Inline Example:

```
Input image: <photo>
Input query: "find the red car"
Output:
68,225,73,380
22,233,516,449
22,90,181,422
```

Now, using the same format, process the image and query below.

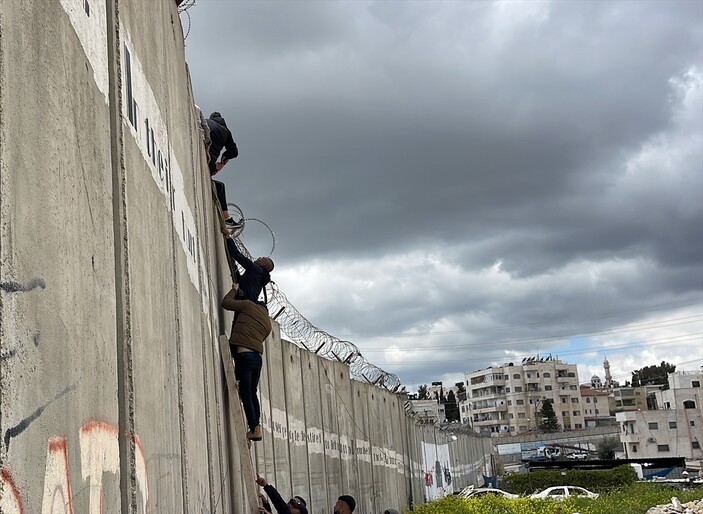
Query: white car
567,452,589,460
530,486,599,500
458,487,518,499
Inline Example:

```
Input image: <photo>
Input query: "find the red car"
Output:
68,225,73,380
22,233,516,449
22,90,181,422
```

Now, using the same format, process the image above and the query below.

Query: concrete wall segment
0,1,494,512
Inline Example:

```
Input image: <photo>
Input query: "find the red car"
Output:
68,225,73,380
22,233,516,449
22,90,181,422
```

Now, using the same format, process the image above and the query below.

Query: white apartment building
618,368,703,460
464,356,584,435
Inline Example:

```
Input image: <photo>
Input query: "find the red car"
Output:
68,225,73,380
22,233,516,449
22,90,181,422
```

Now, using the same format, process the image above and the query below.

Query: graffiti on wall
0,421,149,514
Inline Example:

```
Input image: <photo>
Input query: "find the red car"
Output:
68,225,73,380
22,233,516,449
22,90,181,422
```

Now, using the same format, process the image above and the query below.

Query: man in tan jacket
222,284,272,441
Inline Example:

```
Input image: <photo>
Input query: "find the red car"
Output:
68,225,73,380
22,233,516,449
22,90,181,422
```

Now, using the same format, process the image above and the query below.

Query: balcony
472,403,508,413
620,433,641,444
473,418,503,426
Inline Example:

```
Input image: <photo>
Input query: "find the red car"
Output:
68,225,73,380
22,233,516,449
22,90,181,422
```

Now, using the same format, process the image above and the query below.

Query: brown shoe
246,425,262,441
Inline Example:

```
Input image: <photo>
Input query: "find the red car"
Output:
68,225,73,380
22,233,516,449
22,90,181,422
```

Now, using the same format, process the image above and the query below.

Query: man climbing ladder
222,284,271,441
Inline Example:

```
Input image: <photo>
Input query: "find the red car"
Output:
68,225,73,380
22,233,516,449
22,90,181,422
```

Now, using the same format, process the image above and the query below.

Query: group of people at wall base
196,108,396,514
256,474,360,514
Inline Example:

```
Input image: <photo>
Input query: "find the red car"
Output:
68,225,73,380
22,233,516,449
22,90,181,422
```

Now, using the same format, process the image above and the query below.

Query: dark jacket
206,112,238,168
226,238,270,305
263,484,308,514
221,290,271,354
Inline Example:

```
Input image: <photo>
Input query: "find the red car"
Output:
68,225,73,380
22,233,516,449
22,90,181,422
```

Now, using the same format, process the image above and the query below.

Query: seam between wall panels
0,0,5,476
105,0,137,512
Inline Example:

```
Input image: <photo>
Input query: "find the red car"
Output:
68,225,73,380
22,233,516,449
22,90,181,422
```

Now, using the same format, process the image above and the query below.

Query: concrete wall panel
0,0,119,512
350,380,373,513
299,349,328,513
281,341,311,504
318,359,343,507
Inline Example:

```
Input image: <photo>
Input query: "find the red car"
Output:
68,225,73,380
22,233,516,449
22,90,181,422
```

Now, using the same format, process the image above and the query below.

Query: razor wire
229,216,401,392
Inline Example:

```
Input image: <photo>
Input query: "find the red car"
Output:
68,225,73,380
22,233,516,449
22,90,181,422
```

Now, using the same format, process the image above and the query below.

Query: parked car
458,486,518,499
567,452,589,460
530,486,599,500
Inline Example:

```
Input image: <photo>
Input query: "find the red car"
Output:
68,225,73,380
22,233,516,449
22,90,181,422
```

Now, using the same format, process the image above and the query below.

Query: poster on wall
420,442,453,500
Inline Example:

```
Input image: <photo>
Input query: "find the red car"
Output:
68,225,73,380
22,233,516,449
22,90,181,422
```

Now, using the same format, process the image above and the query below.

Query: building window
571,398,579,403
562,398,567,403
505,388,511,393
574,423,582,429
693,441,701,449
519,425,527,431
516,399,524,405
669,421,677,429
573,411,580,416
692,380,700,388
691,421,696,427
545,385,552,391
683,400,696,409
586,397,591,403
515,387,522,392
543,372,551,378
570,385,578,390
513,374,520,380
562,411,568,417
595,409,599,415
648,422,659,430
509,413,514,419
594,398,598,403
526,373,532,378
632,445,637,453
507,400,512,405
657,445,670,452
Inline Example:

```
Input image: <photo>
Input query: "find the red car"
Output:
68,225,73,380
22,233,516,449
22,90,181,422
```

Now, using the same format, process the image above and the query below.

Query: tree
444,390,460,422
597,436,620,460
418,384,429,400
631,361,676,389
538,399,560,432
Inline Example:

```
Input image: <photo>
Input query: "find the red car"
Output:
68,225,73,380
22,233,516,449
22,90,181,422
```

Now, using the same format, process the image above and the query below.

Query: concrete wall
0,1,492,513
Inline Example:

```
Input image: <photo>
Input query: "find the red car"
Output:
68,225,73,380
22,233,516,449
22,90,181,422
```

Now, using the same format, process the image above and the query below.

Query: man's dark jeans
233,350,262,431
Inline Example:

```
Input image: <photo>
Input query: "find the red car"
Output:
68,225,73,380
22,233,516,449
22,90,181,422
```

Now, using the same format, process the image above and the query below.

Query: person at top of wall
226,238,273,306
222,284,271,441
206,111,241,233
255,475,308,514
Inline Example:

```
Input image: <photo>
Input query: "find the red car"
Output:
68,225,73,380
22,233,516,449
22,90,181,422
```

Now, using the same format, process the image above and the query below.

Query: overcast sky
183,0,703,392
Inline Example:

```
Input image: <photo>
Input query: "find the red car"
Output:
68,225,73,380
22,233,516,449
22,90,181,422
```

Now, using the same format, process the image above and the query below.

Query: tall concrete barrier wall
0,1,492,513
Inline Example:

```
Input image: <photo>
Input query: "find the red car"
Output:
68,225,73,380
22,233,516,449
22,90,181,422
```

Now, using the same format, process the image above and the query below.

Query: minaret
603,356,612,389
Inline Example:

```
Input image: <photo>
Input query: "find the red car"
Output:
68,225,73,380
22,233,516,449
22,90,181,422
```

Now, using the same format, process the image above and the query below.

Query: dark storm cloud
184,1,703,386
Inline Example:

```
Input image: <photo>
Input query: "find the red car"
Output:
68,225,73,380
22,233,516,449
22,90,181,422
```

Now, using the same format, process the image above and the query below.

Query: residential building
617,368,703,459
580,384,616,427
608,384,662,415
464,356,585,436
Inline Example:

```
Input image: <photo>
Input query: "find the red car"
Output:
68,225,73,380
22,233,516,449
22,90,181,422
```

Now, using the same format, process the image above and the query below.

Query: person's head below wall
287,497,308,514
334,495,356,514
254,256,274,273
294,495,307,507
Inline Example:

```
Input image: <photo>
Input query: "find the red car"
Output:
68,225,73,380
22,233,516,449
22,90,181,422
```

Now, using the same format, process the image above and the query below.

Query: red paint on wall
47,437,74,514
1,467,25,514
